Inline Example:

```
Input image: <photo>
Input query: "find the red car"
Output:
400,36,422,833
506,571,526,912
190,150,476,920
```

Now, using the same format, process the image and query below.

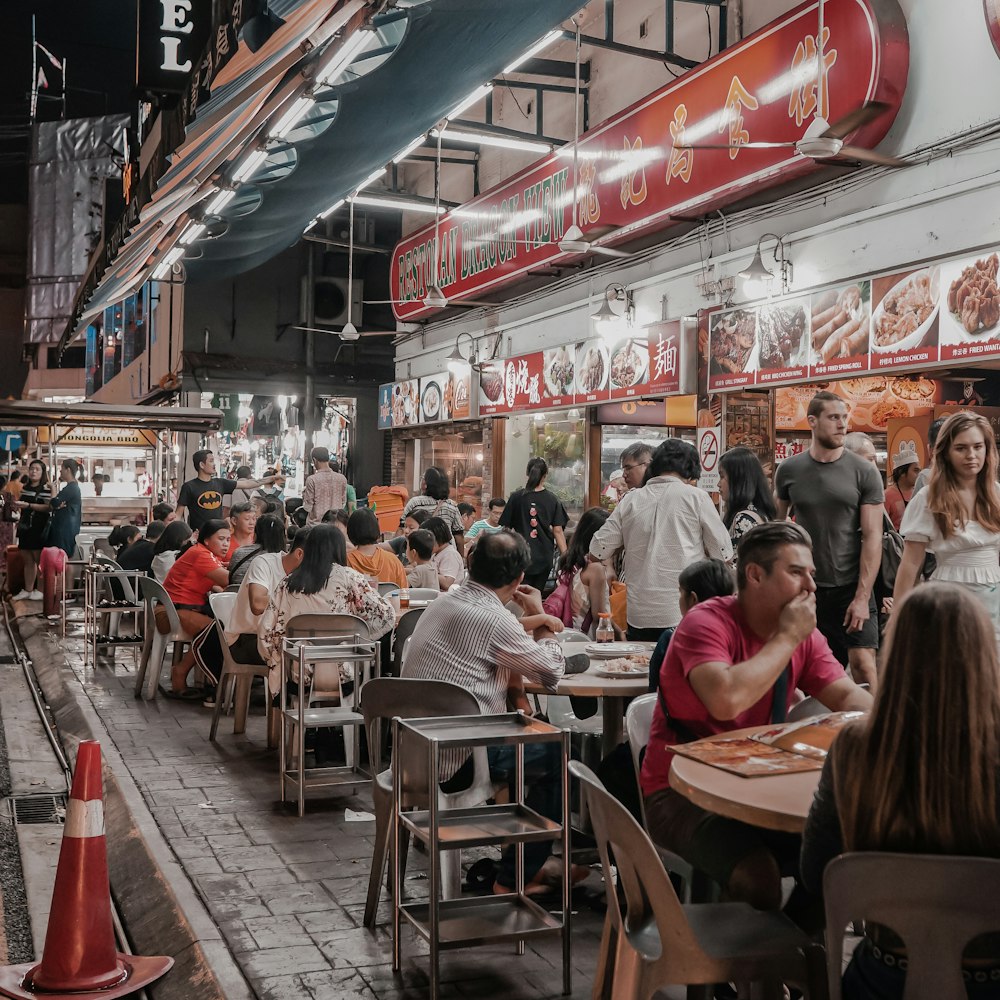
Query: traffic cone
0,741,173,1000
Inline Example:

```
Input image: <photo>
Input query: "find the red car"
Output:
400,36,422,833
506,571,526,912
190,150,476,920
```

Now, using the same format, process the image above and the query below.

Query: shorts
643,787,800,889
815,584,878,666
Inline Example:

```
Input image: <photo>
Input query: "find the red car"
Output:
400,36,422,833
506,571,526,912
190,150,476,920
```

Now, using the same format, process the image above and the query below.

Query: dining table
668,725,823,834
522,638,653,756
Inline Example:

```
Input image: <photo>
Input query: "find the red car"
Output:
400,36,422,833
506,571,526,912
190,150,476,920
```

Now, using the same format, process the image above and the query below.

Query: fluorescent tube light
392,135,427,163
445,83,493,121
232,148,269,183
178,222,206,245
431,127,552,155
268,95,313,139
318,198,345,219
353,195,446,215
204,188,237,215
315,30,371,86
355,167,386,192
502,29,562,74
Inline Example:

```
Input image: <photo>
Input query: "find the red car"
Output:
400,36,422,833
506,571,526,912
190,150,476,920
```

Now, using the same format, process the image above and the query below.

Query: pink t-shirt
640,595,846,797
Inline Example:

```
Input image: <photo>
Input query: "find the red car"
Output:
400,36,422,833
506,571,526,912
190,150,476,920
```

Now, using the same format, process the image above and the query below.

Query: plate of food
593,655,649,678
421,380,441,421
871,268,940,354
585,641,648,660
544,347,575,397
757,300,809,369
710,309,757,375
479,366,505,404
609,339,647,389
940,254,1000,345
810,283,871,363
578,345,607,393
889,376,934,401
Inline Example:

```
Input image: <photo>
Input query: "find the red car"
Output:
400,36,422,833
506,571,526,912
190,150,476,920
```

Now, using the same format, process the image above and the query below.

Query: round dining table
669,725,823,834
522,639,652,756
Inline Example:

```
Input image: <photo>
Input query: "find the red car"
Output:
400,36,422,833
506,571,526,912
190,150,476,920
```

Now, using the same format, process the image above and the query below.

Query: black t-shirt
177,477,236,531
118,539,155,574
499,487,569,575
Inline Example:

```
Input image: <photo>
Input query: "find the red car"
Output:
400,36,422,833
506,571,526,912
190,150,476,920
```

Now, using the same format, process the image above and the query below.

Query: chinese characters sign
389,0,908,319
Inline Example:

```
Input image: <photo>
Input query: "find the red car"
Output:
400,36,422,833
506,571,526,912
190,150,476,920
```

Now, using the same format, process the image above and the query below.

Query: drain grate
6,794,66,825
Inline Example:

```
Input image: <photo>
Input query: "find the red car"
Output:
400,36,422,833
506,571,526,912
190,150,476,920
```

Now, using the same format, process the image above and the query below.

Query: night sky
0,1,136,203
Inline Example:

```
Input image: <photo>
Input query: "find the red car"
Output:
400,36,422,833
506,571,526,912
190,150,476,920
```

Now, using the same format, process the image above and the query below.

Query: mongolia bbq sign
389,0,909,320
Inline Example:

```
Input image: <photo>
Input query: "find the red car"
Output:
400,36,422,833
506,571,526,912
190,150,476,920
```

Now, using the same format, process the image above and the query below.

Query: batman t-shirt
177,477,236,531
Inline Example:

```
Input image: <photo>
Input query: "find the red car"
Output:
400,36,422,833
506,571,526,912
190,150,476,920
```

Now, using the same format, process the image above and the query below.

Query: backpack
879,512,904,591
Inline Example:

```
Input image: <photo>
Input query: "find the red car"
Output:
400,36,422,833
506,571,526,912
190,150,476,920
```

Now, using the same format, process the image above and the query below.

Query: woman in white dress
894,411,1000,638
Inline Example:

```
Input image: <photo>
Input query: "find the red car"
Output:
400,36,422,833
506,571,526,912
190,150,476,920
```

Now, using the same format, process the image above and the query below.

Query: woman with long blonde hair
893,410,1000,638
802,583,1000,997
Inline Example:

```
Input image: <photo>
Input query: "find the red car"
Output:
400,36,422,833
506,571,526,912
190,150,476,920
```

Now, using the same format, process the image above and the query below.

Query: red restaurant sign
390,0,909,320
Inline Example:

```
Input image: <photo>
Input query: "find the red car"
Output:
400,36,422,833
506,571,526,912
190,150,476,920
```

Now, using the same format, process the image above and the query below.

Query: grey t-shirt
911,466,931,497
775,450,885,587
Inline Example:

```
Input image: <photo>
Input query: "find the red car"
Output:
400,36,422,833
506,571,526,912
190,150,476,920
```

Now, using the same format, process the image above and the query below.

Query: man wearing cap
884,445,920,532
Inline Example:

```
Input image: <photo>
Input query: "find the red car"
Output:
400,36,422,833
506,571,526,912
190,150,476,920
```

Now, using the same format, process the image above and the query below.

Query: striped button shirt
401,581,565,778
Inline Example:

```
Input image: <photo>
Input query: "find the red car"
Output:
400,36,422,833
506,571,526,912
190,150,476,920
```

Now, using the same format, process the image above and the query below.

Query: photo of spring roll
810,282,871,362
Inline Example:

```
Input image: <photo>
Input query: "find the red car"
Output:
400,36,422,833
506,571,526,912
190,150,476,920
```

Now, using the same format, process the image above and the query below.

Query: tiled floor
31,615,613,1000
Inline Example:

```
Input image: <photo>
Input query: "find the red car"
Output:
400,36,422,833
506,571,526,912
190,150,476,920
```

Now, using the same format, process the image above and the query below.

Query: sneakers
29,590,43,601
12,590,31,600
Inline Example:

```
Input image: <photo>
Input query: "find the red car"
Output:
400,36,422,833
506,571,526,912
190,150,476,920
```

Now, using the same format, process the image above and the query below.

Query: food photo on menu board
939,253,1000,361
709,308,757,389
608,336,649,397
870,265,941,368
478,361,506,412
755,298,810,383
575,338,610,402
810,281,871,374
543,345,575,405
420,377,443,423
391,380,420,426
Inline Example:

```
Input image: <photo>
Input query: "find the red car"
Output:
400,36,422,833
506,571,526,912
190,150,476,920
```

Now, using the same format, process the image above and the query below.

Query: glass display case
503,411,587,526
598,425,695,509
410,426,485,515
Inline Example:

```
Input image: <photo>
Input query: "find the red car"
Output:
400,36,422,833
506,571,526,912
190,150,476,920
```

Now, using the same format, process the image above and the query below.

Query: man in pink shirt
641,521,872,910
301,447,348,526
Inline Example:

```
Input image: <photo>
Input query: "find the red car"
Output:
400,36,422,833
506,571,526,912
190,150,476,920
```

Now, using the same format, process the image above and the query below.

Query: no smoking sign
697,426,721,491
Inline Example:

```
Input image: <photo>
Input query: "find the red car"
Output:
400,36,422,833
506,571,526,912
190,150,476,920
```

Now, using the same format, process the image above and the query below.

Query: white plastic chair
385,587,440,603
134,576,195,700
93,555,138,641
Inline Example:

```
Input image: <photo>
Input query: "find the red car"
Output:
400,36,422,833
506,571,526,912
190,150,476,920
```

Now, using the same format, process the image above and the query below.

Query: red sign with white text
646,321,684,395
389,0,908,320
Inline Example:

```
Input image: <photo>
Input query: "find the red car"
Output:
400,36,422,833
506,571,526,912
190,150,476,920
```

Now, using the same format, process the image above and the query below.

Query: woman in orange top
161,518,230,698
346,508,406,589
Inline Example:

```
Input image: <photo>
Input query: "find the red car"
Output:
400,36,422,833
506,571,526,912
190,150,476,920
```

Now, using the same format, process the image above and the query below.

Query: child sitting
404,529,439,590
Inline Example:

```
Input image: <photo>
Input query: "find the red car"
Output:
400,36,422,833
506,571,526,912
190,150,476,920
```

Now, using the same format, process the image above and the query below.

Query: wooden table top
522,640,653,698
669,725,822,834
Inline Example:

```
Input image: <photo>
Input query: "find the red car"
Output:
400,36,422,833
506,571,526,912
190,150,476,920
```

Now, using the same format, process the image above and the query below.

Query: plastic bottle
595,613,615,644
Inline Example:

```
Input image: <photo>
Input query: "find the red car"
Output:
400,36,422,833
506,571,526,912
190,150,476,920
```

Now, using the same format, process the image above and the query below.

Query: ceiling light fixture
431,127,552,155
268,94,314,140
502,29,563,74
231,148,269,183
355,166,387,192
391,134,427,163
352,195,446,215
738,233,792,298
151,246,185,281
591,282,635,336
445,83,493,122
205,188,237,215
318,197,345,220
178,221,207,245
315,29,372,86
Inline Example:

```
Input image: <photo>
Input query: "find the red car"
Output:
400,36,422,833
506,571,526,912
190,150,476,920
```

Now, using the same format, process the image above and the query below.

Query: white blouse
899,488,1000,585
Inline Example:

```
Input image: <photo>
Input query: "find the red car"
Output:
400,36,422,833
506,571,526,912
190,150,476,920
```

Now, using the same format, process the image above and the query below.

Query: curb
14,613,254,1000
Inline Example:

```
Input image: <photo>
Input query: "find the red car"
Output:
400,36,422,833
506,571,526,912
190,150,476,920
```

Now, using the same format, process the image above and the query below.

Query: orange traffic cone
0,741,173,1000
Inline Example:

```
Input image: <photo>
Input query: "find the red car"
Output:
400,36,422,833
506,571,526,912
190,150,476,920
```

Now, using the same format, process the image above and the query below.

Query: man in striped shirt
403,530,578,895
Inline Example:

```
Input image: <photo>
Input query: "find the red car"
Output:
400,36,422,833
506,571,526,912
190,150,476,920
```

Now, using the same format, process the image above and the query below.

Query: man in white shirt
302,448,348,526
590,438,732,641
225,527,309,661
424,516,466,590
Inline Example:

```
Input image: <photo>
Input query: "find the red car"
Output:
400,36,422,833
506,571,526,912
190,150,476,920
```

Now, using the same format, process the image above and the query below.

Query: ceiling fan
305,200,395,340
678,0,907,168
364,132,502,311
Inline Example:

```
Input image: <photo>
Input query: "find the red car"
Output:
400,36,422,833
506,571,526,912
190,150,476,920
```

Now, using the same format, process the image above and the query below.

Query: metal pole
30,17,37,121
303,243,316,463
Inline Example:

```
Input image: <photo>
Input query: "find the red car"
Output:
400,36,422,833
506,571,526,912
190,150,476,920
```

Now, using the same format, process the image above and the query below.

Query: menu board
646,320,684,395
541,346,575,407
418,367,472,424
608,335,650,399
575,339,611,404
708,247,1000,391
774,376,940,433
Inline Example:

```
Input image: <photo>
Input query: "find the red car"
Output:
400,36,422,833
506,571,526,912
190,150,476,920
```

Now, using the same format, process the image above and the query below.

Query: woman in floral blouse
258,523,395,694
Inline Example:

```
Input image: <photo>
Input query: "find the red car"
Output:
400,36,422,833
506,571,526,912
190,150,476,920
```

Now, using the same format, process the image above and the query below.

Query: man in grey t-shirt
911,415,946,498
775,392,885,692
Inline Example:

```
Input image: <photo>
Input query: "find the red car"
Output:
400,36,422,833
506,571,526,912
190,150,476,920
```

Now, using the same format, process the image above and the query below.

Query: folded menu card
670,712,865,777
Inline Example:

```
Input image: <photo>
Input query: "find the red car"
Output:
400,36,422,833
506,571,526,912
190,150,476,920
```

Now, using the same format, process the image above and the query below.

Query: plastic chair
208,592,274,743
623,694,699,902
571,760,825,1000
92,538,116,561
134,577,195,700
377,581,398,597
390,607,424,676
390,587,440,603
787,697,830,723
824,852,1000,1000
359,677,495,928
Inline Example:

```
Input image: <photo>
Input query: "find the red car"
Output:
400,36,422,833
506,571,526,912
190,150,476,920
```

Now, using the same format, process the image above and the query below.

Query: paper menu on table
749,712,865,759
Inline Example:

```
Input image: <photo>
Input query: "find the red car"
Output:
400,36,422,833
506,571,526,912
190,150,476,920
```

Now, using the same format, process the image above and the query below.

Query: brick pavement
31,617,625,1000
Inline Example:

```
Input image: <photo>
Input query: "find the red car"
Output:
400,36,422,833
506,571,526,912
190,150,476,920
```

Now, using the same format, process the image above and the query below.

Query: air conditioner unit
305,276,364,327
